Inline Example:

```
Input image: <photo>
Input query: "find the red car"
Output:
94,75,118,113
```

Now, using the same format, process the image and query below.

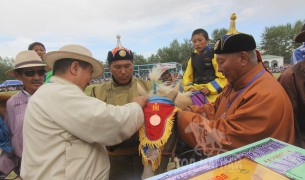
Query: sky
0,0,304,63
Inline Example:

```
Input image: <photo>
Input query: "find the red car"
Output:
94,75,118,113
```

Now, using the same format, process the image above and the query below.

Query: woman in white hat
4,50,46,175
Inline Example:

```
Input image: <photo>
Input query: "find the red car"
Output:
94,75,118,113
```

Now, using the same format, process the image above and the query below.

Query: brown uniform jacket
178,63,295,156
278,60,305,148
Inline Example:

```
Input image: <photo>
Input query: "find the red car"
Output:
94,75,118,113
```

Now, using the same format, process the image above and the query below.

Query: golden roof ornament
226,13,239,35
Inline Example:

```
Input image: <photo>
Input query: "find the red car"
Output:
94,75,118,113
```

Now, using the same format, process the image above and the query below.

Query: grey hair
247,50,258,64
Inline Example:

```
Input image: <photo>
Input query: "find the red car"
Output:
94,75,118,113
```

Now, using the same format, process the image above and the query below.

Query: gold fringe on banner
139,107,180,171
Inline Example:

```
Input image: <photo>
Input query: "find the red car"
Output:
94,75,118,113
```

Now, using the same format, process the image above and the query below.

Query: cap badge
119,50,126,57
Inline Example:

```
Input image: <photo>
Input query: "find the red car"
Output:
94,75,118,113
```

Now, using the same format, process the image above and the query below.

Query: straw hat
5,50,46,77
44,44,104,78
43,44,104,78
295,24,305,43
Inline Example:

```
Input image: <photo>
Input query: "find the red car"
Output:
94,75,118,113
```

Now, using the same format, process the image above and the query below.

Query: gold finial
226,13,239,35
116,34,123,48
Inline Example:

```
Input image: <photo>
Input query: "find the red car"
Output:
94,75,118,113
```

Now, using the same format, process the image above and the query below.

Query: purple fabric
5,91,28,158
190,91,208,106
0,152,16,174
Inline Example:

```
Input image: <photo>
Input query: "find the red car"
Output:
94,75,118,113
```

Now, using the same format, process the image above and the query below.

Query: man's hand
132,95,149,108
182,106,192,111
188,88,196,92
200,87,209,95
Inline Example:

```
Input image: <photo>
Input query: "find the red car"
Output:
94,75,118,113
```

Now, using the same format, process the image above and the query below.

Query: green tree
0,56,14,82
178,39,193,70
260,20,305,64
133,53,147,65
156,39,181,63
146,39,192,70
210,28,227,47
291,20,305,49
147,54,159,64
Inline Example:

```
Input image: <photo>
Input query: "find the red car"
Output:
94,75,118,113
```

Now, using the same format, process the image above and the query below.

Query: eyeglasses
23,69,46,77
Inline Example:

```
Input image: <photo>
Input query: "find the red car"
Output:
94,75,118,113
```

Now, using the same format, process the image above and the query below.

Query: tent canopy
0,80,23,86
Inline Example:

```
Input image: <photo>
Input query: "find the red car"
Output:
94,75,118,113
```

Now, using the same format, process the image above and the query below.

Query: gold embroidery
152,103,159,111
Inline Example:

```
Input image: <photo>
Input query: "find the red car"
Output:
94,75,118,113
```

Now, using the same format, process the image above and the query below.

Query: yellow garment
183,50,227,102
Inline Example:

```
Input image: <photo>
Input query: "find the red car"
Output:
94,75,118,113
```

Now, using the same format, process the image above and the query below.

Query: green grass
0,91,19,95
273,73,281,79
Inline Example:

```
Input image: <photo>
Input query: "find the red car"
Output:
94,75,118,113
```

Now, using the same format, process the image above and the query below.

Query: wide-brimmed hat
295,24,305,43
44,44,104,78
5,50,46,77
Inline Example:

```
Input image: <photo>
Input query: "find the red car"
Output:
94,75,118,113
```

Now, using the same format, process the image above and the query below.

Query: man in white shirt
20,44,148,180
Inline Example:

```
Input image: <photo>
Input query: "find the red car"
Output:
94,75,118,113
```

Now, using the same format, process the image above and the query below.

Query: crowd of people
0,14,304,180
0,85,23,92
267,64,290,73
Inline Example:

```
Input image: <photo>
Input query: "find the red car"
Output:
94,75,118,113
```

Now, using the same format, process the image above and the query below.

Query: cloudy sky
0,0,304,62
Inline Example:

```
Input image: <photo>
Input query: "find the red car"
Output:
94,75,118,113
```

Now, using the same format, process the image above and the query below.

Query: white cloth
20,76,144,180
